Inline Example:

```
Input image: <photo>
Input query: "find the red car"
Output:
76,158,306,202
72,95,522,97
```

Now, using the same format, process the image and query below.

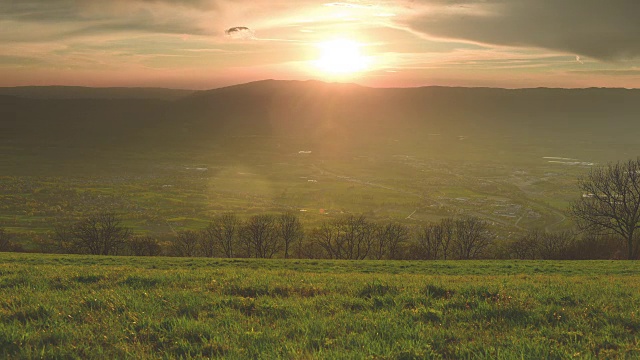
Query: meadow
1,253,639,359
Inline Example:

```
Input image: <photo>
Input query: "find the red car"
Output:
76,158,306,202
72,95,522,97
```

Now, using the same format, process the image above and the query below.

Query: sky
1,0,640,89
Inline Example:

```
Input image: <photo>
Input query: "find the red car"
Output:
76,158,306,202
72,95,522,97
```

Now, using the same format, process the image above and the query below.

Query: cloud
569,69,640,76
0,1,216,41
324,2,375,9
225,26,255,40
407,0,640,61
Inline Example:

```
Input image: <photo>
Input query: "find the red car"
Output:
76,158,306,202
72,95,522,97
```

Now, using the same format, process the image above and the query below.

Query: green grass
1,253,640,359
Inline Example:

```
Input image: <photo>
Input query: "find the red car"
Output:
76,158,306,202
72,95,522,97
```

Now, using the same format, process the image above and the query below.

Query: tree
310,215,376,260
537,231,574,260
337,215,376,260
415,223,442,260
454,216,492,260
415,218,455,260
49,222,76,253
572,159,640,259
240,214,280,258
509,229,542,260
172,230,200,257
311,222,343,259
374,222,410,260
277,212,304,259
0,228,20,252
202,213,239,258
509,229,575,260
55,212,132,255
127,235,162,256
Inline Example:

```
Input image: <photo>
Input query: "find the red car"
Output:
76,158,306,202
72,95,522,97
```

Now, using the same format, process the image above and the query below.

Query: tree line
24,212,495,260
2,158,640,260
0,211,626,260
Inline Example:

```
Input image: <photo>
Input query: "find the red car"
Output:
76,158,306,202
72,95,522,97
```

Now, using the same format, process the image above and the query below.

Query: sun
313,39,370,76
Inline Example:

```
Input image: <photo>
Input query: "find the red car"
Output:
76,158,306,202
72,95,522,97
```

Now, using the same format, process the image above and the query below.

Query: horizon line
1,78,638,92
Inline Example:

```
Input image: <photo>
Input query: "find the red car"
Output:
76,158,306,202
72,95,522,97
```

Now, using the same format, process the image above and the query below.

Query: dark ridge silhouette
1,80,639,169
0,86,194,101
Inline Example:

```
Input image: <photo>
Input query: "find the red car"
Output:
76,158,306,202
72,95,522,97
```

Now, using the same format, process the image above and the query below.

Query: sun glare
314,39,370,76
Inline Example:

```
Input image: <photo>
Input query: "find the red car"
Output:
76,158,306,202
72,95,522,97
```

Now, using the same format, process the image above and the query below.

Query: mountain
177,80,640,138
1,80,639,172
0,86,194,101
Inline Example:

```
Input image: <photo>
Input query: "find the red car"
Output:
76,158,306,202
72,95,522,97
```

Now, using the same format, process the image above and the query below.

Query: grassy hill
1,253,639,358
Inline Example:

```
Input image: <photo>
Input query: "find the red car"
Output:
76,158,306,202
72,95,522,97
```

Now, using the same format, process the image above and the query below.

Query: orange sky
1,1,640,89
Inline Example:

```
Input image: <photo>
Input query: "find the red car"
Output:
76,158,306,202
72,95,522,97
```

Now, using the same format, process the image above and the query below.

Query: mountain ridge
1,79,639,169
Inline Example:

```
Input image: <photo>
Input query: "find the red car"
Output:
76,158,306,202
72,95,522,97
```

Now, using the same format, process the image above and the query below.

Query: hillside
2,80,639,163
1,80,639,236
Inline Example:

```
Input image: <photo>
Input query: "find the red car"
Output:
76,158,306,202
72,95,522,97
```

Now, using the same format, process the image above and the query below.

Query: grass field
1,253,639,359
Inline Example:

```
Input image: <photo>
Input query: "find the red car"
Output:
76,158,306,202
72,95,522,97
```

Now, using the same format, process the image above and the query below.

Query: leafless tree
202,213,239,258
439,218,455,260
454,216,492,259
415,218,455,260
173,230,200,257
538,231,575,260
509,229,542,259
295,236,326,259
60,212,131,255
310,215,375,260
416,223,442,260
277,212,304,259
310,222,343,259
374,222,410,260
0,228,14,252
49,221,76,253
572,159,640,259
240,214,280,258
127,235,162,256
338,215,376,260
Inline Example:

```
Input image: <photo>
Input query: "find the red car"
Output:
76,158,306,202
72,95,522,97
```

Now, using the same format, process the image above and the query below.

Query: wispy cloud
405,0,640,61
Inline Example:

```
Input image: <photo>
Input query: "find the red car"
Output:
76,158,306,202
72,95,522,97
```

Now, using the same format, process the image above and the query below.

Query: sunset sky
1,0,639,89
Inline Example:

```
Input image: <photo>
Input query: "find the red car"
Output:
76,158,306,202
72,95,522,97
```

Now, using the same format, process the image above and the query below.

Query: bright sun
314,39,370,76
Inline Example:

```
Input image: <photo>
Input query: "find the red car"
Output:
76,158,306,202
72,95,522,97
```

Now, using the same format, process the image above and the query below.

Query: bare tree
538,231,575,260
295,236,326,259
206,213,239,258
374,222,410,260
439,218,455,260
310,222,343,259
277,212,304,259
241,214,280,258
338,215,376,260
49,221,76,253
61,212,131,255
309,215,375,260
198,227,217,258
172,230,200,257
0,228,17,252
509,229,542,260
454,216,492,260
416,223,442,260
415,218,455,260
127,235,162,256
572,159,640,259
201,213,239,258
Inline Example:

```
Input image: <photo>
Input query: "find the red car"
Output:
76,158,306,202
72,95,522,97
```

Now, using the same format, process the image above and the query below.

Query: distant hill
1,80,639,168
175,80,640,143
0,86,194,101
